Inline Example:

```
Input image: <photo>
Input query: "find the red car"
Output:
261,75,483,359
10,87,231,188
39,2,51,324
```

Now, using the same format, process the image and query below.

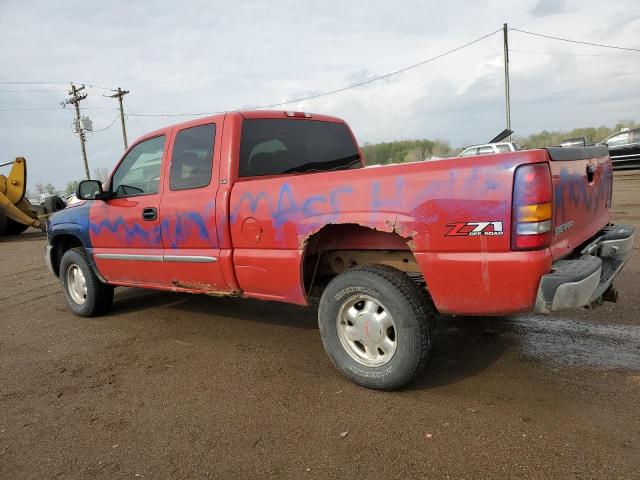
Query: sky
1,0,639,190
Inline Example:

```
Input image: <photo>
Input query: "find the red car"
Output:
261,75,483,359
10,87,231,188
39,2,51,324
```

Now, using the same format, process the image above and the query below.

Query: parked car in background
599,128,640,170
458,142,521,157
558,137,588,148
558,128,640,170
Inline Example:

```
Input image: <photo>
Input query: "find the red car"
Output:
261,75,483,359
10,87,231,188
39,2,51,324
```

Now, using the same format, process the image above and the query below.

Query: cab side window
460,148,477,157
606,132,631,147
169,124,216,191
477,146,495,155
111,136,166,198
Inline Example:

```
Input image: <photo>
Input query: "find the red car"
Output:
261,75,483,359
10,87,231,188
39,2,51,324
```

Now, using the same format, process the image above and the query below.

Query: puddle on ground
508,315,640,370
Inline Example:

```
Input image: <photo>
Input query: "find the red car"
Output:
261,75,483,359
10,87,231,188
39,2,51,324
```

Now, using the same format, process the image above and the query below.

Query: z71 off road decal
446,221,504,237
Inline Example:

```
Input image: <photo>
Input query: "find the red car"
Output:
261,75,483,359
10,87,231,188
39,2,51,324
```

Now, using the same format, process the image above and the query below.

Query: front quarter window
111,136,166,198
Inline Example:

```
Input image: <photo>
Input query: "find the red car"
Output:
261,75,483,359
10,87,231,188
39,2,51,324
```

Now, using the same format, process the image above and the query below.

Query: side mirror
77,180,105,200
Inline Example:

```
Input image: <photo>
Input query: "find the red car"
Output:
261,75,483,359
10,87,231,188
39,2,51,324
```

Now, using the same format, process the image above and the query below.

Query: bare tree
45,183,57,195
35,182,46,194
93,167,110,183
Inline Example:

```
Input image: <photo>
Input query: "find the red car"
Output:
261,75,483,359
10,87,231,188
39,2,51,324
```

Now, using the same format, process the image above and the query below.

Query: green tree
44,183,57,195
361,139,453,165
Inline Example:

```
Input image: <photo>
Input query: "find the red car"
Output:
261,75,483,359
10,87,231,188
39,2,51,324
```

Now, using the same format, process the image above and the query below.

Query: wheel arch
300,223,424,299
50,233,84,277
49,231,104,283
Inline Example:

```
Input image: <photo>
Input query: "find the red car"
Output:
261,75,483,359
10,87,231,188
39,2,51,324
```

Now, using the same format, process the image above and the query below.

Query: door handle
142,207,157,221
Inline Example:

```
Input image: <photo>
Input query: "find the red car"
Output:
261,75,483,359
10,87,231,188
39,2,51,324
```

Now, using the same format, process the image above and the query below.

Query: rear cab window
238,119,361,177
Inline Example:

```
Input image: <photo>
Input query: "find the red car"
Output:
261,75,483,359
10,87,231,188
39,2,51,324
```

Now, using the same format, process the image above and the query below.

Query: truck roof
131,110,347,145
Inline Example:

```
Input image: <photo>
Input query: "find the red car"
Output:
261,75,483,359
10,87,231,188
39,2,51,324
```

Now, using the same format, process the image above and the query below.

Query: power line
0,81,115,95
125,110,223,117
123,99,147,134
90,114,120,132
243,28,503,111
509,48,640,58
0,89,67,93
0,107,61,111
0,106,117,112
509,28,640,53
124,28,502,117
0,81,69,85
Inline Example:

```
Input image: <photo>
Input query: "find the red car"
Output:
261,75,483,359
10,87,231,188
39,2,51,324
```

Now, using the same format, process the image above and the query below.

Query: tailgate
546,145,613,260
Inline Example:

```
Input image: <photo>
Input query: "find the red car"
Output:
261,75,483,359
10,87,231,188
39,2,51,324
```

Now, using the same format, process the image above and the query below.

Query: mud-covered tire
60,247,113,317
3,219,30,235
318,264,436,390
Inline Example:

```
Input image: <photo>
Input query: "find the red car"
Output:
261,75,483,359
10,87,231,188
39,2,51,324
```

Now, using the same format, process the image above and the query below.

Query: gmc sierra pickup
45,110,635,390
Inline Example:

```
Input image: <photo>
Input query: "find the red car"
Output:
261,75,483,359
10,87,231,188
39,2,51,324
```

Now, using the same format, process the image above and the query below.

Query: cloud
529,0,571,17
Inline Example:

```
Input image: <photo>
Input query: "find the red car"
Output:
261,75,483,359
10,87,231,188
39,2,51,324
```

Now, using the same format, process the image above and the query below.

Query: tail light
511,163,553,251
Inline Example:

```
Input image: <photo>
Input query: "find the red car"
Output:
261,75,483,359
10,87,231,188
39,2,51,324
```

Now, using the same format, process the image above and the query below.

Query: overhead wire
89,114,120,132
509,28,640,53
509,48,640,58
2,27,639,118
123,28,503,117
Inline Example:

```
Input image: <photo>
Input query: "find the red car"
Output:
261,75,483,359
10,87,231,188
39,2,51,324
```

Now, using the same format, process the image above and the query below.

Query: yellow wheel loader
0,157,65,236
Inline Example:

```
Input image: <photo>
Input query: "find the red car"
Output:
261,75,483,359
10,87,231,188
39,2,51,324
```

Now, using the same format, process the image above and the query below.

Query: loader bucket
0,157,43,235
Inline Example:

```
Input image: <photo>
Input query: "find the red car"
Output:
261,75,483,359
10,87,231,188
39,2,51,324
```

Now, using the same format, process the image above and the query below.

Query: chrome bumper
534,224,634,314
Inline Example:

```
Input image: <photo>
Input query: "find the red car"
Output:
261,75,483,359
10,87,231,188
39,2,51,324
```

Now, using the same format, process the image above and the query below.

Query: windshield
239,119,361,177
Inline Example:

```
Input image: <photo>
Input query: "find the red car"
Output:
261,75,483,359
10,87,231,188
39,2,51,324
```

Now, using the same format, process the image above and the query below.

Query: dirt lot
1,173,639,479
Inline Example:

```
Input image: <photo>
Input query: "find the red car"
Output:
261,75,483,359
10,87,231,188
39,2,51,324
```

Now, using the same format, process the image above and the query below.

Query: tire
43,195,66,214
318,264,436,390
59,247,114,317
3,219,30,235
0,212,6,236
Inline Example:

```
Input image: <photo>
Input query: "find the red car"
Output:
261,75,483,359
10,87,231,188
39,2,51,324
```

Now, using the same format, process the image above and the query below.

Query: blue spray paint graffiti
89,217,164,247
231,183,354,233
554,165,612,222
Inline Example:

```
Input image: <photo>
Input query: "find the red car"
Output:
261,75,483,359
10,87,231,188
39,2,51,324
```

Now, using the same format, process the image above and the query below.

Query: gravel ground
1,172,639,479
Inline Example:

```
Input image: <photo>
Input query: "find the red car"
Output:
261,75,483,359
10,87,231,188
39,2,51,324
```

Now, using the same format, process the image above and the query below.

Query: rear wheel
60,247,113,317
318,264,436,390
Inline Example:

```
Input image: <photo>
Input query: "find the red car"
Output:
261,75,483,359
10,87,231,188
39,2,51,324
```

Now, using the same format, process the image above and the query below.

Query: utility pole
64,83,90,180
109,87,130,150
503,23,512,141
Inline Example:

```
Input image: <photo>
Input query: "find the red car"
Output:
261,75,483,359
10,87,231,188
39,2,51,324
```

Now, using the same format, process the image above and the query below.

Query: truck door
90,135,169,286
159,122,228,291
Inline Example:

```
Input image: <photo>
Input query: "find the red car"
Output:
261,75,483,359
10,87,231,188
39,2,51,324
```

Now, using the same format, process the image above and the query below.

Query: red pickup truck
46,110,634,389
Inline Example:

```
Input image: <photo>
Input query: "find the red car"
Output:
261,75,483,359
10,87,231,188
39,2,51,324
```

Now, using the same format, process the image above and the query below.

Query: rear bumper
534,224,634,313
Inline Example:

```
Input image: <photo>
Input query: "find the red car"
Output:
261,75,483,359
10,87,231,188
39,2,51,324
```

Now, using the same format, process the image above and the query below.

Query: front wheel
60,247,114,317
318,264,436,390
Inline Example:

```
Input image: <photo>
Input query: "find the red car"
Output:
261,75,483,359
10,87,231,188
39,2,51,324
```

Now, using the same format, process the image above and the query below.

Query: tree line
361,119,637,165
